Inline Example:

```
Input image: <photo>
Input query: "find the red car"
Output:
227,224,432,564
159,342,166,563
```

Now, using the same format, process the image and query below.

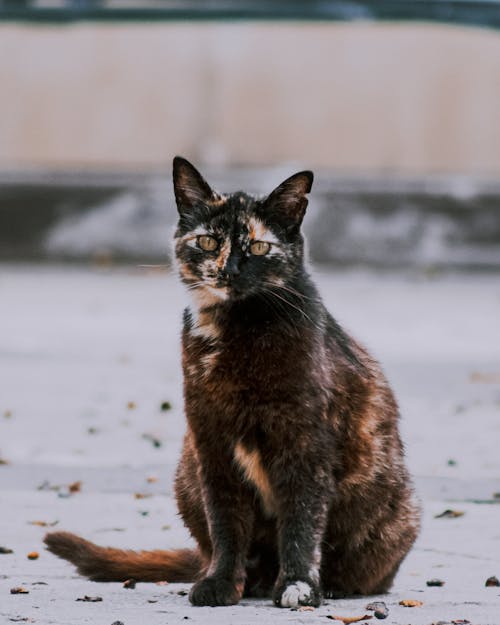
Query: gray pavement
1,265,499,624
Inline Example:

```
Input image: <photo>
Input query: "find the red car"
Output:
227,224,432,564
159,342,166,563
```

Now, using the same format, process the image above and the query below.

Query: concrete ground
1,264,499,625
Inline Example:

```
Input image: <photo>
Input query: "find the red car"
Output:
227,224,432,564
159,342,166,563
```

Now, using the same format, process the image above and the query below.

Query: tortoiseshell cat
45,157,420,608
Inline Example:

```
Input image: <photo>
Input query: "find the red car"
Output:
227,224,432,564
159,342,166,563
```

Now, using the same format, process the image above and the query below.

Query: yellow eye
197,235,218,251
250,241,271,256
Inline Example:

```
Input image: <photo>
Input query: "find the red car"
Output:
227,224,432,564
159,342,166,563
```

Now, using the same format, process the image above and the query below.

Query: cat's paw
189,576,242,606
273,579,322,608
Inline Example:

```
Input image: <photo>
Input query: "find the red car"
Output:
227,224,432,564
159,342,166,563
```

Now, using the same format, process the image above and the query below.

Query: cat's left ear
173,156,216,214
262,170,314,228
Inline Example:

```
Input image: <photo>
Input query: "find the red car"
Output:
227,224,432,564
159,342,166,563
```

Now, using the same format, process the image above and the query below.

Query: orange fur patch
234,443,276,516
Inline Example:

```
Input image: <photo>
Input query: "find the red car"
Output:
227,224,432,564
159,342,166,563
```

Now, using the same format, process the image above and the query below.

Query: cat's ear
262,170,314,228
173,156,215,213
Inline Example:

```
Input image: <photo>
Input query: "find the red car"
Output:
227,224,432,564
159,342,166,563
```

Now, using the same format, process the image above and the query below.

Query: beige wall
1,21,500,174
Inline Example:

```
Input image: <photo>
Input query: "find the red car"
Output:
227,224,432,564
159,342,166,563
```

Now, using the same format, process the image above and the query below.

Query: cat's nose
220,256,241,280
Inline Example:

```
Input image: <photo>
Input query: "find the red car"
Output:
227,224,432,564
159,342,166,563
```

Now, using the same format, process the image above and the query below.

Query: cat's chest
182,311,311,393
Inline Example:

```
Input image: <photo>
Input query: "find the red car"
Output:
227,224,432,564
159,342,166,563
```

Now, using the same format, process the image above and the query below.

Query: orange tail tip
44,531,202,583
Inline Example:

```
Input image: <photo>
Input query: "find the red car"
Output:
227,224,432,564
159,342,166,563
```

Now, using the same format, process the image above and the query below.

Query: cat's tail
44,531,203,582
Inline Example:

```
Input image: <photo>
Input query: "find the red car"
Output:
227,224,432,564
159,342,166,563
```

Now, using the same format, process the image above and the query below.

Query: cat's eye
250,241,271,256
197,235,218,252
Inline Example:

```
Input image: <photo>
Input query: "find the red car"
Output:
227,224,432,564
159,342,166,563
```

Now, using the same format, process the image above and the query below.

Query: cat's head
173,156,313,305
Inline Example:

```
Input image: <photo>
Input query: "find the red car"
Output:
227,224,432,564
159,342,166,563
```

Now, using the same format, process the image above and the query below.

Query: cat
45,156,420,608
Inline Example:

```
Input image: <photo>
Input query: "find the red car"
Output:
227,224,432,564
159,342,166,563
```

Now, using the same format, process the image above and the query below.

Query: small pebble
0,547,14,554
76,595,102,602
27,552,39,560
366,601,388,619
485,575,500,587
127,401,136,410
160,401,172,411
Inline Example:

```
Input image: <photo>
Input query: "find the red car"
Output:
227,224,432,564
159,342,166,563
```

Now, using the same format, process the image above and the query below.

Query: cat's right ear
173,156,215,214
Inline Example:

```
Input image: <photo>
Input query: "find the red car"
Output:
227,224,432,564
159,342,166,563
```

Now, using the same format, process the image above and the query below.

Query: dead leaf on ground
127,401,136,410
10,587,29,594
76,595,102,602
146,475,158,483
434,509,465,519
123,578,136,589
399,599,423,607
134,493,152,500
485,575,500,587
426,578,445,586
27,552,39,560
469,371,500,384
327,615,372,623
68,481,82,493
28,520,59,527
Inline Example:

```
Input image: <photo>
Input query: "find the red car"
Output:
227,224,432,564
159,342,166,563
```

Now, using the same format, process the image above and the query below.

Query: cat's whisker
263,286,320,331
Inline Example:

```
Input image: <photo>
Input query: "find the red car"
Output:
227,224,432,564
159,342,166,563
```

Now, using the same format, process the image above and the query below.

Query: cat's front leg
189,451,254,607
272,464,331,608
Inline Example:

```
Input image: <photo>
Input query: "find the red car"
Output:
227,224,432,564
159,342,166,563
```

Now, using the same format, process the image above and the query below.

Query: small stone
76,595,103,602
27,552,39,560
111,622,125,625
366,601,388,619
426,578,445,586
127,401,136,410
0,546,14,554
160,401,172,411
485,575,500,587
3,410,12,418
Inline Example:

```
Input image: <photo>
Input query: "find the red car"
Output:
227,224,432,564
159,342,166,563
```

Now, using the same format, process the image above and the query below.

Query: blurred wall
1,21,500,174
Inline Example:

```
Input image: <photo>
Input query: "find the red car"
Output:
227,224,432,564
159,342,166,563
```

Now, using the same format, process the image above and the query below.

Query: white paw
280,581,312,608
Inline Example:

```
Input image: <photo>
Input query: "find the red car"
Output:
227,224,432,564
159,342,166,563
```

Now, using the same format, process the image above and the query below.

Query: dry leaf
469,371,500,384
434,509,464,519
28,520,58,527
68,481,81,493
399,599,423,607
123,578,136,589
426,578,445,586
27,551,39,560
328,615,372,623
10,587,29,594
134,493,152,500
146,475,158,483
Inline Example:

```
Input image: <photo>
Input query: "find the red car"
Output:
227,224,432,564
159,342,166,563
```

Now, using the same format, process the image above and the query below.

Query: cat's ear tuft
173,156,215,213
263,170,314,228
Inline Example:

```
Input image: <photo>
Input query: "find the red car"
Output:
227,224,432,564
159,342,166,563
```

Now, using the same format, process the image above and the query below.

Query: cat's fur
45,157,420,608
